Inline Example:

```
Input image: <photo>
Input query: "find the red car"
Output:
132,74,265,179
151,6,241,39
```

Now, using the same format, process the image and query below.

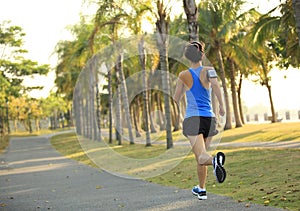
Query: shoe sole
198,195,207,200
214,164,226,183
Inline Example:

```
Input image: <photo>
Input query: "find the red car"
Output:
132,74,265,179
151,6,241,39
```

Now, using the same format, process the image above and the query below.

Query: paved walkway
0,134,288,211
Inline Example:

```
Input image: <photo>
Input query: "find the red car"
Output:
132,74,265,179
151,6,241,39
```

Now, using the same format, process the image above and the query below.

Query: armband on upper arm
207,69,218,79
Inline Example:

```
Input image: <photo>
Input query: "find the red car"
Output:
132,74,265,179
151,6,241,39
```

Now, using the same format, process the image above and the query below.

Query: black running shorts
182,116,218,138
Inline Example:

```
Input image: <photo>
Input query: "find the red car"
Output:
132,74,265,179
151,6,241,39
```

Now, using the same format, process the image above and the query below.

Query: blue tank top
185,66,214,118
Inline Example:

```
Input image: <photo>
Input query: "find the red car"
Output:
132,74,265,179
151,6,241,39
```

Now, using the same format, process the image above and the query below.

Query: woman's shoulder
178,70,191,80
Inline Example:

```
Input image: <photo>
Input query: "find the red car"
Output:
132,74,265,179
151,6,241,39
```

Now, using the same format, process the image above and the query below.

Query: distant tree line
1,0,300,143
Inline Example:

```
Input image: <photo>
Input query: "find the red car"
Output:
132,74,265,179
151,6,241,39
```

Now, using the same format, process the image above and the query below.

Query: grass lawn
0,135,10,153
221,122,300,143
50,122,300,210
149,148,300,211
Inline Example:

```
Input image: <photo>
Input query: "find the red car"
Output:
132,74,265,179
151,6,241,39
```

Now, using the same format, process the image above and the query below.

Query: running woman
173,41,226,200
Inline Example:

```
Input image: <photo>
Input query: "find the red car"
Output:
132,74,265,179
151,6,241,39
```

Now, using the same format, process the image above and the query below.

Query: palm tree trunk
117,53,134,144
266,83,276,123
132,101,141,137
115,64,122,145
79,90,84,136
171,98,180,131
154,92,164,130
293,0,300,46
95,83,102,141
87,81,92,140
74,85,82,135
107,64,113,143
115,86,122,144
148,90,157,133
237,73,245,124
90,70,96,141
161,67,173,149
138,37,151,146
183,0,199,41
156,0,173,149
228,58,243,127
216,47,232,129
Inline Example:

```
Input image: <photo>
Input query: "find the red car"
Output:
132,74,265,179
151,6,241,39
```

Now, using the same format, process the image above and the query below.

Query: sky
1,0,300,113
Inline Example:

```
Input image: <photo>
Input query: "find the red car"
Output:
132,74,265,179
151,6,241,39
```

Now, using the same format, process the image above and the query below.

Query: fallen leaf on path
245,203,251,208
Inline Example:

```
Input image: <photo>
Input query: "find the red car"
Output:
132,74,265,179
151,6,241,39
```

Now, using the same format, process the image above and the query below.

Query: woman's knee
197,153,210,165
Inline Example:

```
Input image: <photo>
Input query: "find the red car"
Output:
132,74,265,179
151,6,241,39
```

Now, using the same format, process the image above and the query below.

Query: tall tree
249,1,300,122
156,0,173,149
198,0,255,129
138,36,151,146
227,58,243,127
221,8,260,127
0,21,49,97
90,0,136,144
0,21,49,134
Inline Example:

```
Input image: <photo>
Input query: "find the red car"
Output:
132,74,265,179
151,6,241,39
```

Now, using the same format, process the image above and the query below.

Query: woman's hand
219,105,225,116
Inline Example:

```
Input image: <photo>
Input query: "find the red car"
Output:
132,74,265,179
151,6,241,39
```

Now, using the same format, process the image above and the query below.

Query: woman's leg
188,135,212,189
196,163,207,189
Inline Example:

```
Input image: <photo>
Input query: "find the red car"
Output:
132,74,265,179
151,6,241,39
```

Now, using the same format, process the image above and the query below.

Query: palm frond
251,16,281,44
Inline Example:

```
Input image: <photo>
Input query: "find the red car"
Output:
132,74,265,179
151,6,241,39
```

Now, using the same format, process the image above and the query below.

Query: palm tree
224,42,251,125
252,1,300,68
221,8,260,127
253,51,277,123
126,0,153,144
156,0,173,149
246,30,278,122
249,1,300,122
107,62,113,143
138,36,151,146
197,0,236,129
117,51,135,144
198,0,262,129
90,0,137,144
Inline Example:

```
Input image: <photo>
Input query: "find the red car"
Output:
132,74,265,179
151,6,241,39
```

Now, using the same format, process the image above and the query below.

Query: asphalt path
0,134,287,211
